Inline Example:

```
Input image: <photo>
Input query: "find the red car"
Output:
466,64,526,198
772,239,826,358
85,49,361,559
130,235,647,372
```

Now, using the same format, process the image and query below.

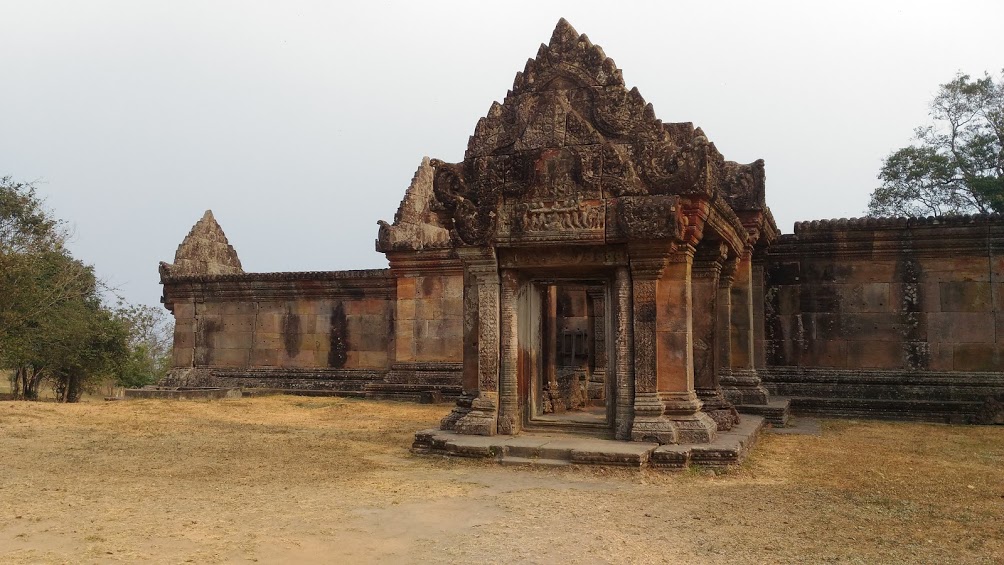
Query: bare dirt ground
0,396,1001,564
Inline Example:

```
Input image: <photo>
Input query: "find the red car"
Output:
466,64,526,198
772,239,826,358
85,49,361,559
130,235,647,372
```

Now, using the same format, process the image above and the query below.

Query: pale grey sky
2,0,1002,309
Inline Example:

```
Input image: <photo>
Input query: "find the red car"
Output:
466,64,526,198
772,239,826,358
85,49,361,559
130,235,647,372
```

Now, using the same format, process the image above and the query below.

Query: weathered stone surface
160,210,242,278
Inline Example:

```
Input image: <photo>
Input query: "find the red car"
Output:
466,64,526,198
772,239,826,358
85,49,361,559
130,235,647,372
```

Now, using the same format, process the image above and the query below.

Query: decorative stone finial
375,157,452,252
161,210,243,278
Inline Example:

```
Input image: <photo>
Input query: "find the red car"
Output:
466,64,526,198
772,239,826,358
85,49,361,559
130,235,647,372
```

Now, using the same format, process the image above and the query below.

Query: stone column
752,254,767,370
723,247,769,405
628,243,717,444
586,286,607,402
612,266,634,440
693,246,739,431
716,257,737,383
497,269,520,435
442,249,501,435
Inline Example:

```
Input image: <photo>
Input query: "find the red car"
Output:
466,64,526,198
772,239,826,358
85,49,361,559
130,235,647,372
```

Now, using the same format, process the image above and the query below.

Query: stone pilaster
628,243,716,444
693,244,739,431
613,266,634,440
722,246,769,405
443,249,500,435
586,286,607,401
497,269,521,435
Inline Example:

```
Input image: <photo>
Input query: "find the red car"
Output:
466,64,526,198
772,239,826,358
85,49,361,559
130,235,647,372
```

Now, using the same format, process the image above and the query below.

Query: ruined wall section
161,270,398,395
763,215,1004,423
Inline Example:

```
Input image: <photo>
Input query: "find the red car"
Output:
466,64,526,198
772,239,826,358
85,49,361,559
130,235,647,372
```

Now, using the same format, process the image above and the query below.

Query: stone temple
159,20,1004,456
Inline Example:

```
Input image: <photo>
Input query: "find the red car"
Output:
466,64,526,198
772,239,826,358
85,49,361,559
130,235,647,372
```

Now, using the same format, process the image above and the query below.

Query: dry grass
0,396,1001,564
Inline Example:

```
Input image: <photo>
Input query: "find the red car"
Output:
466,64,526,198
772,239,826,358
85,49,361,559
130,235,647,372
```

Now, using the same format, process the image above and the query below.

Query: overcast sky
3,0,1002,310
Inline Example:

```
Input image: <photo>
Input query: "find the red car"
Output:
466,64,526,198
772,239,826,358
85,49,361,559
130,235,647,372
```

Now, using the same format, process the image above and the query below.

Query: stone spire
161,210,243,277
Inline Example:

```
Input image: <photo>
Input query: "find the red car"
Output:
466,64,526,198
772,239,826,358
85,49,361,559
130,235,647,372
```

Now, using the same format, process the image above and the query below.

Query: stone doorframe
512,274,622,436
441,244,723,444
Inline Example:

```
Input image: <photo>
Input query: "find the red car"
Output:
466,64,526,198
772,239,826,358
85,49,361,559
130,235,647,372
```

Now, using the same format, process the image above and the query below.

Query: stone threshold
412,416,764,470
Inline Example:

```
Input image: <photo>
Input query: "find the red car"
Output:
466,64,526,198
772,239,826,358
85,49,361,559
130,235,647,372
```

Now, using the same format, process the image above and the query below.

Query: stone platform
412,416,764,470
737,397,791,427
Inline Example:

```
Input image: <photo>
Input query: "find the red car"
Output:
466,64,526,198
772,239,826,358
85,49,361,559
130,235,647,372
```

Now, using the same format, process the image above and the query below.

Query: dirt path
1,396,1001,563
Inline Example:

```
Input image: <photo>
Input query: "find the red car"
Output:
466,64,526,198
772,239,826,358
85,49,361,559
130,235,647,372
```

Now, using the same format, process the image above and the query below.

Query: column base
452,392,499,436
720,368,770,405
440,392,474,431
697,387,740,431
630,392,718,444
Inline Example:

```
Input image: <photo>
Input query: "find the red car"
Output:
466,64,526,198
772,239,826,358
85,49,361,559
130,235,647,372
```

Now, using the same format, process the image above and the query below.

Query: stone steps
761,367,1004,424
413,416,765,470
736,397,791,427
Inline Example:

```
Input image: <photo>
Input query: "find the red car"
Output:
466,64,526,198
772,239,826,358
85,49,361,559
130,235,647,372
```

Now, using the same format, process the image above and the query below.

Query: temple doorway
520,279,612,433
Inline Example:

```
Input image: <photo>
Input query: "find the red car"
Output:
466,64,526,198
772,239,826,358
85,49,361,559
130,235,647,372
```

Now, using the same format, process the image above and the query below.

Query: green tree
112,302,173,388
1,177,130,401
868,70,1004,217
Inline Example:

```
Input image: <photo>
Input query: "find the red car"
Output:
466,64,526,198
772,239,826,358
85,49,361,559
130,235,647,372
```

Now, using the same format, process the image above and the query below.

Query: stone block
776,286,800,316
991,255,1004,281
799,339,847,368
396,323,416,362
928,312,994,344
216,331,253,349
804,313,842,341
416,338,447,361
846,340,904,369
219,302,256,317
252,332,282,350
417,276,444,299
345,298,388,317
840,283,891,313
250,348,278,366
416,299,443,322
767,261,800,285
889,282,938,313
656,331,690,390
928,343,954,371
798,284,840,312
442,297,464,318
173,302,196,319
839,260,898,283
842,313,921,342
939,281,992,312
919,257,990,283
222,315,256,333
213,348,249,367
656,282,689,333
358,351,388,369
953,343,1004,372
397,298,416,321
173,347,194,368
254,310,283,333
443,275,464,299
173,329,195,349
444,336,463,361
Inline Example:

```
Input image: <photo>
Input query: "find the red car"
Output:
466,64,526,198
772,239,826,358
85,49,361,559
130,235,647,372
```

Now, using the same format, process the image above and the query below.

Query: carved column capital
628,242,688,280
718,256,739,288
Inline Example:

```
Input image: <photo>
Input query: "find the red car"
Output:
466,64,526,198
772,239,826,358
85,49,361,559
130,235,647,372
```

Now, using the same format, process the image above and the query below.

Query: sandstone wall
163,270,394,373
761,216,1004,423
765,217,1004,372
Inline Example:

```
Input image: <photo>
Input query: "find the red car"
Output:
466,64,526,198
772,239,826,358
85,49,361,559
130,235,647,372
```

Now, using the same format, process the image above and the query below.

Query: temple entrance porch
519,279,612,435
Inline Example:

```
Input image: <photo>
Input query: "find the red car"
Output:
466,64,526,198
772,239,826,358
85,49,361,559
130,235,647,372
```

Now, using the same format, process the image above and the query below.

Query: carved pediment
380,19,769,251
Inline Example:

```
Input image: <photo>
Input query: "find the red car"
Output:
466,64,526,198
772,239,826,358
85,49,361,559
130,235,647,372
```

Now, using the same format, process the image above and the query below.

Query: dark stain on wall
195,318,220,366
897,256,929,369
282,310,302,358
328,302,349,368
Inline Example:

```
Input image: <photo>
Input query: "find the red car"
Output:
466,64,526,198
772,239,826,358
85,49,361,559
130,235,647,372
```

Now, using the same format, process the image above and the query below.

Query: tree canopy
868,70,1004,218
1,177,170,401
